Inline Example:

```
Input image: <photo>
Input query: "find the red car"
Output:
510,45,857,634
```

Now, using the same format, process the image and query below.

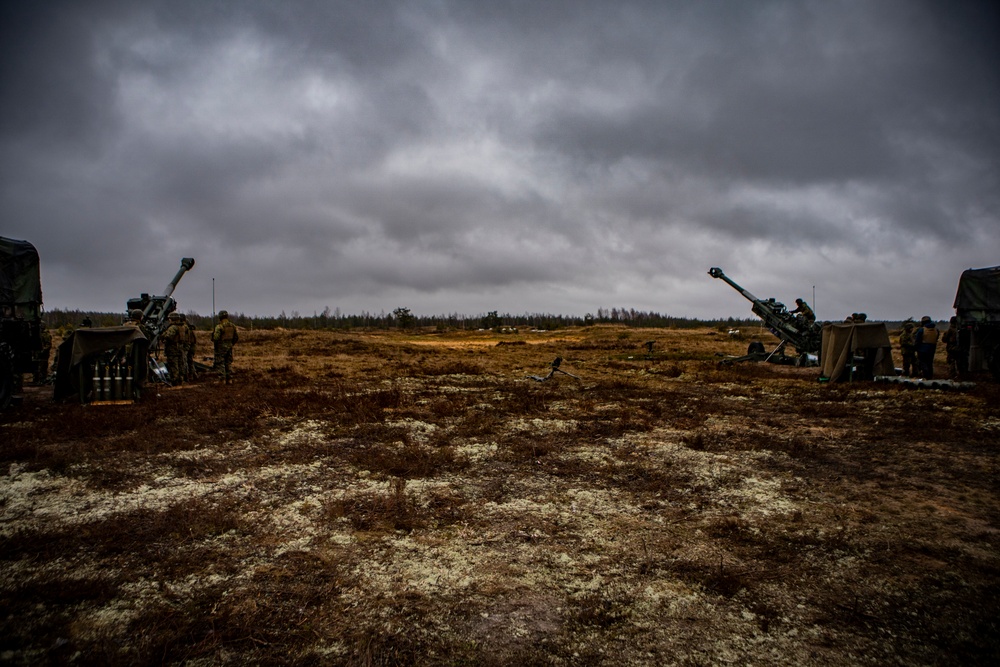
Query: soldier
161,312,186,385
176,314,191,382
899,321,917,377
914,316,939,380
124,309,153,340
33,327,52,385
942,316,961,379
790,298,815,324
81,316,93,328
180,314,197,381
212,310,239,384
121,309,150,398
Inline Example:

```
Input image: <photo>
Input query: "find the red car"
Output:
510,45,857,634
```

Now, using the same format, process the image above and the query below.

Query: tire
747,341,766,356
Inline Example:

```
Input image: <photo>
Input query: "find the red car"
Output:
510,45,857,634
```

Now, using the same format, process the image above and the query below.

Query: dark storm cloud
1,0,998,320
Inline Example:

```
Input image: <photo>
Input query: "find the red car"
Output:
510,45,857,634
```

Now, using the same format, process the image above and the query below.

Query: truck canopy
954,265,1000,314
0,236,43,315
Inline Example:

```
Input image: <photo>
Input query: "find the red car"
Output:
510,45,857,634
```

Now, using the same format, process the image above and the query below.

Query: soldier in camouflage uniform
914,316,939,380
898,321,917,377
180,313,197,381
790,298,815,324
124,308,153,340
161,312,186,385
33,328,52,384
212,310,239,383
122,309,149,398
175,314,191,382
942,316,961,379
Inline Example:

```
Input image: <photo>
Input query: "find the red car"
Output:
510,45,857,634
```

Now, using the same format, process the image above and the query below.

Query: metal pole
212,278,216,325
813,285,816,318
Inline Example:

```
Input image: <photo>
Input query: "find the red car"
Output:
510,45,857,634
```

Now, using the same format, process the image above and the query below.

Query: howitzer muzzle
162,258,195,297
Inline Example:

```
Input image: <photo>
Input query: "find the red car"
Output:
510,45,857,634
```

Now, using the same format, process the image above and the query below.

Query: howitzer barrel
708,267,760,304
163,258,195,298
141,258,194,320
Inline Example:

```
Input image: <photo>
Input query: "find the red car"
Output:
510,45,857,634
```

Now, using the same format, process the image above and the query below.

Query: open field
2,325,999,665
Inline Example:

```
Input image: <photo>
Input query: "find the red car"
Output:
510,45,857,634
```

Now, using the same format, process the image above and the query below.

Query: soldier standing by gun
33,327,51,385
212,310,239,384
180,314,197,381
914,316,939,380
161,312,186,385
942,316,961,379
176,314,191,382
124,309,153,340
899,321,917,377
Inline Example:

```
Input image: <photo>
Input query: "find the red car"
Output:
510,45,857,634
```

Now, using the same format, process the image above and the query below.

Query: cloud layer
3,0,998,320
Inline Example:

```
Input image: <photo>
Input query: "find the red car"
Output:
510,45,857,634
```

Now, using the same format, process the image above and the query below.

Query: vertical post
212,278,216,325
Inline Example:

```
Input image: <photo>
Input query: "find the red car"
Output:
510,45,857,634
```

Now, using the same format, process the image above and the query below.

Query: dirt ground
2,326,998,666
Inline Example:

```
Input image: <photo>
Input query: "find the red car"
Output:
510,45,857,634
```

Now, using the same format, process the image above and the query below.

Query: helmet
920,316,931,324
795,298,804,305
129,309,143,321
168,312,181,321
178,313,187,321
218,310,229,318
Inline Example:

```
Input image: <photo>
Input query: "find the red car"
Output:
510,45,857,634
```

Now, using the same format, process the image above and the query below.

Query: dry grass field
2,325,999,666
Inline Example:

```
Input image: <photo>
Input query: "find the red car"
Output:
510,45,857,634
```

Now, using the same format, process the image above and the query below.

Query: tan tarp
820,322,895,382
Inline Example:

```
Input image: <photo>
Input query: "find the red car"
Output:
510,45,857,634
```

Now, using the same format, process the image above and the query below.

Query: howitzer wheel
747,341,766,356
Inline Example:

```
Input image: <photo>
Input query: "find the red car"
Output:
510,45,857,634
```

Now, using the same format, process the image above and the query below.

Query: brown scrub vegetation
2,326,998,665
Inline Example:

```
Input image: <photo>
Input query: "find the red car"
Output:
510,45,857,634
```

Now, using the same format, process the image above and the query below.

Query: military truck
953,265,1000,381
0,236,45,409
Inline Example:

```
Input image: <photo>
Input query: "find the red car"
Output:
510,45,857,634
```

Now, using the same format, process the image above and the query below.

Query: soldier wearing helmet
124,309,153,340
175,313,192,381
212,310,239,383
179,313,198,381
790,298,815,324
898,321,917,377
161,311,186,385
914,316,939,379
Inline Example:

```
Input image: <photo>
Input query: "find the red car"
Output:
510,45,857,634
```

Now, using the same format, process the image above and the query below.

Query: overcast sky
2,0,998,321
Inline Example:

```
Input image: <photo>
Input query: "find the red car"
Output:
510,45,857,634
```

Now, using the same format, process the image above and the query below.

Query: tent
820,322,895,382
53,327,148,402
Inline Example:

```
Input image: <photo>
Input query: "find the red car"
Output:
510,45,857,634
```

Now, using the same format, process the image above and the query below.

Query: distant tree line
42,306,764,333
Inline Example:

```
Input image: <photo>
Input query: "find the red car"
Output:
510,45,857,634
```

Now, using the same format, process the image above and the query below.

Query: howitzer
708,267,822,363
127,257,195,350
